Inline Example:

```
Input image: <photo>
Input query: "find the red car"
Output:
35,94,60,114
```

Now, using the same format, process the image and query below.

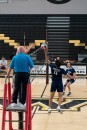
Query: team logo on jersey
47,0,71,4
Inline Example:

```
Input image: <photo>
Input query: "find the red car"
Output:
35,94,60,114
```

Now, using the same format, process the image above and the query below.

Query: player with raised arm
44,45,72,113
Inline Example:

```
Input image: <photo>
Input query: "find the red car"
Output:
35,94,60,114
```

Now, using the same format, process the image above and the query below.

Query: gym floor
0,77,87,130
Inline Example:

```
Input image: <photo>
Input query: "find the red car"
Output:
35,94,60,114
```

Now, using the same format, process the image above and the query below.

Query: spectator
0,56,7,70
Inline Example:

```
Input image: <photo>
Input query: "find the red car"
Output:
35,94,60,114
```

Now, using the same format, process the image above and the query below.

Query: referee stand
1,77,32,130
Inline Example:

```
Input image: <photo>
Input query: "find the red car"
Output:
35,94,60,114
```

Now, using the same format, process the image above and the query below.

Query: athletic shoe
48,108,51,113
57,106,62,113
67,92,71,96
10,103,17,107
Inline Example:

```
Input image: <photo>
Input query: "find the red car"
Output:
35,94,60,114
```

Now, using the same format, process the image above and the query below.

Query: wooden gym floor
0,76,87,130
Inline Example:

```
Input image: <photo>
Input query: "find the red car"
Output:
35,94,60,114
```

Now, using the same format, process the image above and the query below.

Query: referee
7,46,34,106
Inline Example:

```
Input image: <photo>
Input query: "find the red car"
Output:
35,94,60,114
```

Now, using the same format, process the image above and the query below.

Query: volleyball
41,43,47,50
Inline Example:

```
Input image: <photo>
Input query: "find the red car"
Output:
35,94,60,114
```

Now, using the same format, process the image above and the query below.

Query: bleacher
47,15,87,61
0,15,47,60
0,40,16,59
0,15,87,61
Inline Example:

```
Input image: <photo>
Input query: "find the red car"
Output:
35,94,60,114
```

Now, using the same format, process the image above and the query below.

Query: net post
18,112,23,130
46,63,49,85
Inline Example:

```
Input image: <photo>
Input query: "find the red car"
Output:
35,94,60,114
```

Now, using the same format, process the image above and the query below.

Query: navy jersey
66,67,75,76
50,63,66,82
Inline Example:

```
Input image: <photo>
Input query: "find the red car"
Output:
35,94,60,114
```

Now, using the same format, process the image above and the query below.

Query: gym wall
0,0,87,14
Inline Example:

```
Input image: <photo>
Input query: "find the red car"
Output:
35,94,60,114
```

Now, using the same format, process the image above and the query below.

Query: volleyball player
44,56,72,113
63,62,76,96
